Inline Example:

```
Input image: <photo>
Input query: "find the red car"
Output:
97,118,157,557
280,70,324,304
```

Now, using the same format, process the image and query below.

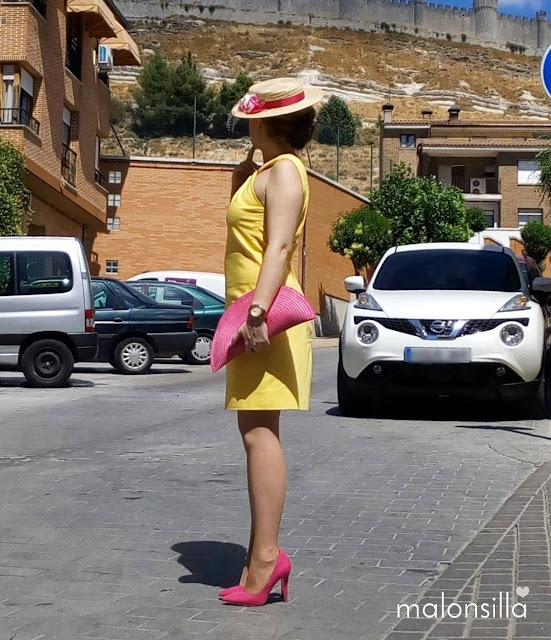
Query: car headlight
357,322,379,345
500,324,524,346
498,294,531,312
354,293,383,311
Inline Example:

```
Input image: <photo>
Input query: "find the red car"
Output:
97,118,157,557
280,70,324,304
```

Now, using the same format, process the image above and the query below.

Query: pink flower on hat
239,93,266,114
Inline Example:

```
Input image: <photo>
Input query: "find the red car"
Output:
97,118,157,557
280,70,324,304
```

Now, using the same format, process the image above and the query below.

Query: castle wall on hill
116,0,551,55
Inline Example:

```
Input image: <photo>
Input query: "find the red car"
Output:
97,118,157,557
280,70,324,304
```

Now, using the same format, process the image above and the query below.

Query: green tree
521,220,551,270
170,52,213,135
316,95,358,147
369,163,473,245
210,72,253,135
538,148,551,206
133,51,213,137
466,207,488,233
328,206,392,276
0,139,30,237
133,51,173,137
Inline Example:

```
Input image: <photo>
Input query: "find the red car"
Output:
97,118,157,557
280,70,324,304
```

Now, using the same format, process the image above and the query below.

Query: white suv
338,243,551,417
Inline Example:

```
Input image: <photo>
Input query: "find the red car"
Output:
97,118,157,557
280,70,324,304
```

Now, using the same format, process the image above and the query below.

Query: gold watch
248,303,266,325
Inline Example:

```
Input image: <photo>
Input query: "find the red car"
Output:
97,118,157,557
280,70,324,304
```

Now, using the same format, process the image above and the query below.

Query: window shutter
21,69,34,96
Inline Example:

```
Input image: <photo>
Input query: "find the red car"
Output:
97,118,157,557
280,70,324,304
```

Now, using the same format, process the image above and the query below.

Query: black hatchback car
90,277,197,374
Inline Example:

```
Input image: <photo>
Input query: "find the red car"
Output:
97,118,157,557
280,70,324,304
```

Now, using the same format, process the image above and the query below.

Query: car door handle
113,317,124,323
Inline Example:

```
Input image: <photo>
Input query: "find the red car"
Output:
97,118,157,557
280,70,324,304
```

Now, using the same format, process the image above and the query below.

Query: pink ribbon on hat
238,91,306,114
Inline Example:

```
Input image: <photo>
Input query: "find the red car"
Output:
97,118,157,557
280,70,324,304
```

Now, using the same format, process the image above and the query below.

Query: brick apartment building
0,0,139,269
379,104,551,250
93,156,370,334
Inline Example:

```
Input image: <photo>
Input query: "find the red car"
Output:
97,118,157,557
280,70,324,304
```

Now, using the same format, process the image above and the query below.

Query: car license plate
404,347,471,364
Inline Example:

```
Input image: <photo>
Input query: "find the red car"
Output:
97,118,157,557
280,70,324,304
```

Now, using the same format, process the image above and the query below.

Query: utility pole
192,95,197,159
336,123,340,183
370,142,373,189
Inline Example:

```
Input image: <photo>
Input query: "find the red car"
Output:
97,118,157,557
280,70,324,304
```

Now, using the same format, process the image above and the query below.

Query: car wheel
114,337,154,375
184,332,213,365
532,356,551,419
21,339,74,388
338,351,363,417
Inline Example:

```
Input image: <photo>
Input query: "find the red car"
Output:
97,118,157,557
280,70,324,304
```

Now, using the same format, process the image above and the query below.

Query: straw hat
231,77,324,119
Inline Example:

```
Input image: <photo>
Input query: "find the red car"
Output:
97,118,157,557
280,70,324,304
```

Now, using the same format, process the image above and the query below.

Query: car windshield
373,249,522,292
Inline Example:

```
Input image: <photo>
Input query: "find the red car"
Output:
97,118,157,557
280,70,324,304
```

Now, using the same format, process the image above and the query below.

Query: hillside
106,18,551,193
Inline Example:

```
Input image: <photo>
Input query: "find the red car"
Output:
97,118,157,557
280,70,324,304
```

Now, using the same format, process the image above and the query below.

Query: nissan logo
430,320,450,334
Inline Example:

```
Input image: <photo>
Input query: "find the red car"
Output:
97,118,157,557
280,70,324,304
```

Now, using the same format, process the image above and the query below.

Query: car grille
354,316,529,338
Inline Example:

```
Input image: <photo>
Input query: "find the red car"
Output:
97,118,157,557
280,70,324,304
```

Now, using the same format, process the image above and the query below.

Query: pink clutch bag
210,286,316,372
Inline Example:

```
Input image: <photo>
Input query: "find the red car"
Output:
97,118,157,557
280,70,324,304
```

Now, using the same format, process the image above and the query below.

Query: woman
219,77,323,607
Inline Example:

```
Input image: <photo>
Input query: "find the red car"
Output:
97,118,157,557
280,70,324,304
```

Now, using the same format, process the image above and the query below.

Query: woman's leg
238,409,286,594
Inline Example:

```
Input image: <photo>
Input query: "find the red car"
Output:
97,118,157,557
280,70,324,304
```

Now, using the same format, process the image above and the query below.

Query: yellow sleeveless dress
224,153,313,411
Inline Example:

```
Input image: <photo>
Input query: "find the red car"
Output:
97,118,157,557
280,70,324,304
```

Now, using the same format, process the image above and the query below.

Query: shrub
521,221,551,270
466,207,488,233
538,148,551,204
329,206,392,275
0,139,30,236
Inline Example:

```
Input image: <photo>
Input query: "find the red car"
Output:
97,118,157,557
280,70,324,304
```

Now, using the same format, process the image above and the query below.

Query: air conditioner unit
470,178,487,194
98,44,114,71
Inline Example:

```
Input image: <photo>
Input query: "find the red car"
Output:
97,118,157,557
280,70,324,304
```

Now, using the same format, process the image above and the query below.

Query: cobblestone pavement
0,347,550,640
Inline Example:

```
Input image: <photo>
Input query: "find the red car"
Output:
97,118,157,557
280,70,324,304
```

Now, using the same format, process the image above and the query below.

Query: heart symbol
517,586,530,598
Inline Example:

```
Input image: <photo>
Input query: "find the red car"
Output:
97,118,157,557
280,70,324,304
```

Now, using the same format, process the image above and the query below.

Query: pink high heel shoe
221,548,291,606
219,585,242,597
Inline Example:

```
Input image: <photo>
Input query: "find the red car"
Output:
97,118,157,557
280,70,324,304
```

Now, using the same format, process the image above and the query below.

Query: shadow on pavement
456,423,551,441
171,540,247,587
73,365,192,375
0,376,94,388
326,396,540,422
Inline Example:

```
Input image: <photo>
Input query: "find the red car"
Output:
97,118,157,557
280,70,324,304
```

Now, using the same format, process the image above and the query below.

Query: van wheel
21,339,74,388
114,338,153,374
338,352,363,417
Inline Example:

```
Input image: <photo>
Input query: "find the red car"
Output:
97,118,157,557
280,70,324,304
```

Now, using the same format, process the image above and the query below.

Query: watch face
250,307,262,317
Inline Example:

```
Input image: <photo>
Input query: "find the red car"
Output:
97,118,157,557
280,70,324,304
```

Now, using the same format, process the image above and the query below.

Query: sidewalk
312,336,339,349
383,460,551,639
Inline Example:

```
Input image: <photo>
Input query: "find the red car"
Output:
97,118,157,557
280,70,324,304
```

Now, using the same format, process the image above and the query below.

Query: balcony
2,0,47,16
0,108,40,135
451,177,500,195
95,168,107,189
61,143,77,187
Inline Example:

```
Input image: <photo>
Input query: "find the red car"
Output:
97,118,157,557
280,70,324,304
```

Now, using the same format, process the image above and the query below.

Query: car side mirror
531,277,551,294
344,276,366,294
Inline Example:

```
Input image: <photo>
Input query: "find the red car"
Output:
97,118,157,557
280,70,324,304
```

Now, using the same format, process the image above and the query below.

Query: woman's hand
231,147,259,196
230,320,270,354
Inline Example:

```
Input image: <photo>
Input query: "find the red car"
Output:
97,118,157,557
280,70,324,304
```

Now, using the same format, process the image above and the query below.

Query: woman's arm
230,147,259,200
251,159,303,311
230,159,304,353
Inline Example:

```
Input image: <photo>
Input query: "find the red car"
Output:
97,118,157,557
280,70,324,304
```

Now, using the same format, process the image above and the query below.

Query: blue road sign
542,44,551,100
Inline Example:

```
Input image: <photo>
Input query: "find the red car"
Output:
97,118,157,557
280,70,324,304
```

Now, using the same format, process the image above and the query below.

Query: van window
0,253,15,296
17,251,73,295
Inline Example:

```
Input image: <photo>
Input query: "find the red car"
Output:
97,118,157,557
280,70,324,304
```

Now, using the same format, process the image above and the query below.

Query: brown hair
263,106,316,150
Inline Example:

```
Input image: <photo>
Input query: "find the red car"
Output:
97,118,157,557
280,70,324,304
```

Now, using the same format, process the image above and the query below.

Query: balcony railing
0,108,40,135
451,177,499,194
61,143,77,187
3,0,47,17
95,169,107,189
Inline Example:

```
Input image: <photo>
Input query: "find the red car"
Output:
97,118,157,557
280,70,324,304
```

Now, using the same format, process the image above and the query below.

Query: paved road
0,346,550,640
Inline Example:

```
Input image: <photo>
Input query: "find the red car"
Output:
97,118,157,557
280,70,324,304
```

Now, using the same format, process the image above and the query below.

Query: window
109,171,122,184
107,217,120,231
19,69,34,127
62,108,72,147
518,161,541,185
92,281,115,309
108,194,121,207
106,260,119,274
66,14,83,79
400,134,416,148
1,65,15,125
519,208,543,226
374,250,522,293
0,253,15,296
483,210,496,228
16,251,73,295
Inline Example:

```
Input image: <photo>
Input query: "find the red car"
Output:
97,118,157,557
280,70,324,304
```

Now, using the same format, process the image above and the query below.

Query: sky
436,0,547,17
